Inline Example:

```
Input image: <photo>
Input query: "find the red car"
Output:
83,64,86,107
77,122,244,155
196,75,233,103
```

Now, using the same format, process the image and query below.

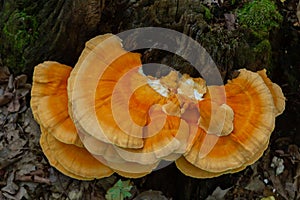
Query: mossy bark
1,0,275,77
0,0,105,74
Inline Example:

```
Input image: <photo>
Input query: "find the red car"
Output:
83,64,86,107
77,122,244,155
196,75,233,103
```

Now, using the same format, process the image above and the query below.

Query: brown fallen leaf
288,144,300,163
0,66,10,84
7,98,20,113
0,138,26,170
245,176,265,193
285,182,296,200
13,75,27,89
7,75,14,93
224,13,236,30
0,72,31,113
15,175,51,185
2,186,29,200
261,149,290,200
0,93,13,106
268,173,289,200
205,186,232,200
1,172,18,195
13,187,29,200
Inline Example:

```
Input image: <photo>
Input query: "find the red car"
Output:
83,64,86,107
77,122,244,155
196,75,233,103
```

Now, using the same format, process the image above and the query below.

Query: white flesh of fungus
138,67,205,100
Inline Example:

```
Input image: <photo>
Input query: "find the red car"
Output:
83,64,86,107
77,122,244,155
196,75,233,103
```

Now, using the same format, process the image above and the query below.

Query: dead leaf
3,120,17,132
14,75,27,89
13,186,29,200
68,188,83,200
245,176,265,193
22,109,40,149
2,192,18,200
268,171,289,200
0,72,31,113
7,75,14,93
0,138,26,170
7,98,20,113
0,67,10,84
16,163,36,177
1,172,18,195
16,88,30,99
288,144,300,163
285,182,296,199
0,93,13,107
224,13,236,30
205,186,232,200
0,86,4,95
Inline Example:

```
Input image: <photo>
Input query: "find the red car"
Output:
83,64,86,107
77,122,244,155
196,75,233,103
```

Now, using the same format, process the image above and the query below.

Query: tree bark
0,0,105,74
1,0,271,77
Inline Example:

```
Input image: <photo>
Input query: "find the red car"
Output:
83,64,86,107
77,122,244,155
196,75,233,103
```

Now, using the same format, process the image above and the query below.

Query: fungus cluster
31,34,285,180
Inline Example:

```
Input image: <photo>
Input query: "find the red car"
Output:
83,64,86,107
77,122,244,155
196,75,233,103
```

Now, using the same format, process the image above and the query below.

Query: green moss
237,0,283,33
235,0,282,70
255,39,272,66
1,10,39,73
198,4,212,21
253,39,271,53
203,6,212,21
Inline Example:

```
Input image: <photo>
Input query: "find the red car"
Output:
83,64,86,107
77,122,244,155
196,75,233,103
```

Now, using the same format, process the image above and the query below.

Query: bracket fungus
31,62,82,147
31,34,285,180
176,69,285,178
31,61,113,180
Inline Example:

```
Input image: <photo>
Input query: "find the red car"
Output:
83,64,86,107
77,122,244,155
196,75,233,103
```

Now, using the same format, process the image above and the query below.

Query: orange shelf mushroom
67,34,198,172
257,69,286,116
31,33,285,180
31,61,113,180
40,127,113,180
176,69,285,178
31,62,82,147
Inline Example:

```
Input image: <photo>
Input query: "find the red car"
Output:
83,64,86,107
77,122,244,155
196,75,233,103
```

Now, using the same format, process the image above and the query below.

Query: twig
15,175,51,185
29,169,45,176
